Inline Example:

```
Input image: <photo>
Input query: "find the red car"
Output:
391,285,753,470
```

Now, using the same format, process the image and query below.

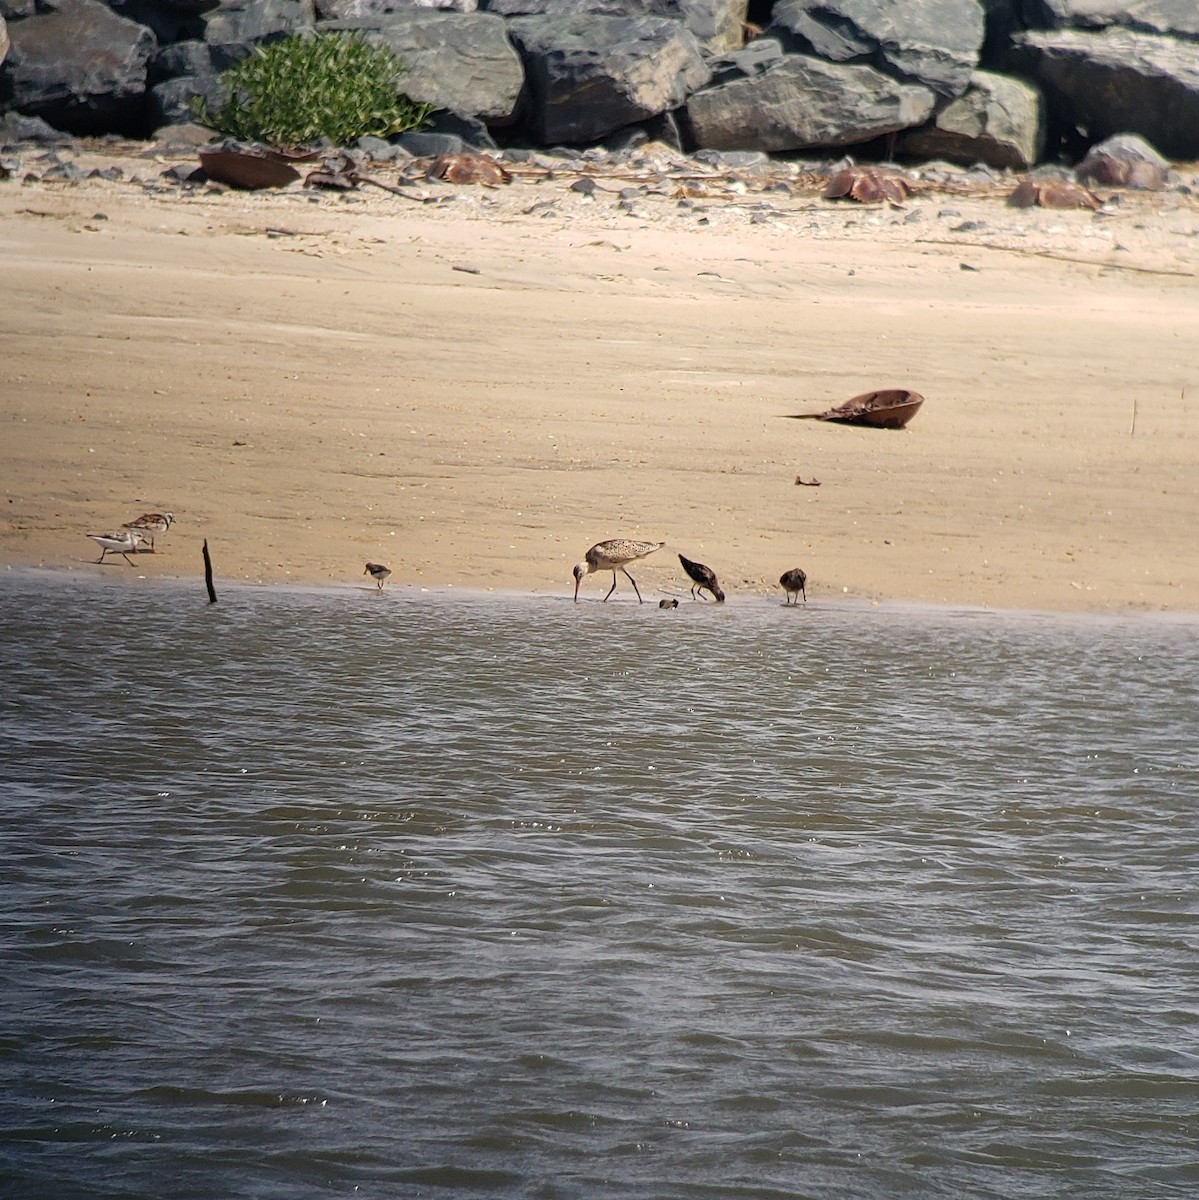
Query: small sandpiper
364,562,392,590
88,529,145,565
122,512,174,551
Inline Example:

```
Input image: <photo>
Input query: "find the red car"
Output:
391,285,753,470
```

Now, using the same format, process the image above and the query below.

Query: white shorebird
122,512,174,551
364,562,392,590
573,538,664,603
780,567,808,605
88,529,145,565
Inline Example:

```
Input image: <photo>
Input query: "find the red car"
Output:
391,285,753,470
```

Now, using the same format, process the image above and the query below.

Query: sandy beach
2,144,1197,613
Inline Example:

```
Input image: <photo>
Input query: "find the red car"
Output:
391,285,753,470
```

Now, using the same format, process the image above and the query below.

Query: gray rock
321,0,478,13
1,110,69,143
683,50,937,153
0,0,35,17
1011,27,1199,160
483,0,747,55
203,0,316,68
323,12,523,123
149,73,224,127
508,13,710,144
1,0,156,136
395,128,467,155
767,0,985,98
0,18,8,70
150,40,216,85
899,69,1044,168
1024,0,1199,41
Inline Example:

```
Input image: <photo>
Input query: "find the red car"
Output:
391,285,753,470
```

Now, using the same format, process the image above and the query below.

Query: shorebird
573,538,664,603
780,567,808,605
122,512,174,551
678,553,725,603
659,598,679,609
88,529,144,566
364,562,392,590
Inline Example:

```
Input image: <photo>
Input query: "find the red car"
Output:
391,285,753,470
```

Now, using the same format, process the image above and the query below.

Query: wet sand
2,146,1197,612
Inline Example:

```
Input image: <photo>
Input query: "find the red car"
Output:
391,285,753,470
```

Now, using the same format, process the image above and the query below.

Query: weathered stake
202,538,217,604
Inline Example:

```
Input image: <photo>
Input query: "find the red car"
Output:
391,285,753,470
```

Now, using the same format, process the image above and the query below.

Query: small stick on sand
1130,398,1138,437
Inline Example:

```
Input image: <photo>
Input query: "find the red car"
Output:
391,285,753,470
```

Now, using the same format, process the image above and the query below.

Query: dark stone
1024,0,1199,41
898,69,1044,168
203,0,316,68
2,0,156,137
482,0,748,55
395,129,467,155
683,47,936,152
767,0,985,97
507,13,710,144
108,0,217,43
320,11,524,124
148,73,223,127
1010,27,1199,160
1,110,70,143
150,40,215,85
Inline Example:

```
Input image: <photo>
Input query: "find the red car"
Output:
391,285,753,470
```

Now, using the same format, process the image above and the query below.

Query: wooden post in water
202,538,217,604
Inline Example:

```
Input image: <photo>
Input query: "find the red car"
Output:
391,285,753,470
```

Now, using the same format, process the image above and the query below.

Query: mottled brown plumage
573,539,664,603
678,553,725,603
364,562,392,590
780,567,808,605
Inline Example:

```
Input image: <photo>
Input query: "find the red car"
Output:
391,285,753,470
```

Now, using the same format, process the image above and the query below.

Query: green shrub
192,32,435,149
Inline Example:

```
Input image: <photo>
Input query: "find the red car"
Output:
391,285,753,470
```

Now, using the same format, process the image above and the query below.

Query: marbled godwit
573,539,664,603
780,567,808,605
678,553,725,603
88,530,144,565
364,562,392,590
122,512,174,551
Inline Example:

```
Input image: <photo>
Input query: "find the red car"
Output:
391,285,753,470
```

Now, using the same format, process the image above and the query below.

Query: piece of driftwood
786,389,924,429
202,538,217,604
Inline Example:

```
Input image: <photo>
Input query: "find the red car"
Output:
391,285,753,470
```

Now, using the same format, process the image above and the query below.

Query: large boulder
483,0,747,56
682,41,937,152
766,0,985,98
322,12,524,122
202,0,316,67
1,0,156,135
1011,27,1199,159
320,0,479,13
1023,0,1199,40
507,13,710,144
899,69,1044,167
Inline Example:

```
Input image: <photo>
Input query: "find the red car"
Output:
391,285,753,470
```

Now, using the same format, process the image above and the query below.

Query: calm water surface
2,573,1197,1199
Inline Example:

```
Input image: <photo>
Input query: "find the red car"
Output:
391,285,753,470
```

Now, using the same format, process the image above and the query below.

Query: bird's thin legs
623,568,643,604
604,573,618,601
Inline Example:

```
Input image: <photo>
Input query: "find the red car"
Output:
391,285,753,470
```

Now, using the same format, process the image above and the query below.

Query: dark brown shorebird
573,538,664,603
122,512,174,551
364,562,392,590
678,553,725,603
780,567,808,605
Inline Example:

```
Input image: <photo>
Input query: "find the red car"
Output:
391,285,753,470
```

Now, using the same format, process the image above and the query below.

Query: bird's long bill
573,574,581,602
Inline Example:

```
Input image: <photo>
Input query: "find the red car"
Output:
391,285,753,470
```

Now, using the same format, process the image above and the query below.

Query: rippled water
2,573,1197,1199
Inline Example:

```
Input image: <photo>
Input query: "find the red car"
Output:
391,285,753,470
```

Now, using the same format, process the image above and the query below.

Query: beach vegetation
192,32,435,149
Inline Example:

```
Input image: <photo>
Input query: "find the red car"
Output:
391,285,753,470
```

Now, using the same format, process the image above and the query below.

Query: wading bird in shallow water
87,529,144,565
573,539,664,603
678,553,725,603
122,512,174,551
780,567,808,605
364,562,392,590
